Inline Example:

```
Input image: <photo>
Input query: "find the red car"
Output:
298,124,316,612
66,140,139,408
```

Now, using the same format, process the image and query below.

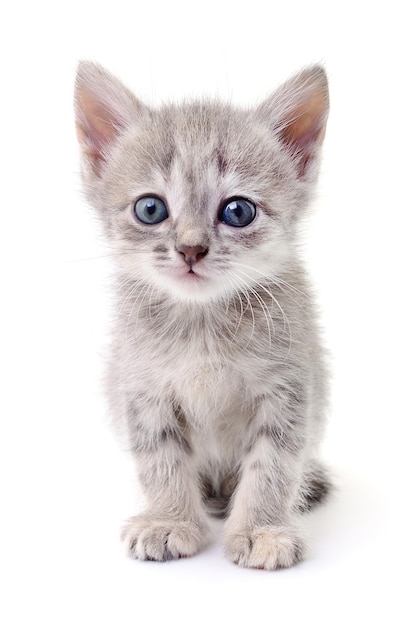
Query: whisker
65,246,153,264
218,274,247,342
230,277,256,348
230,261,306,297
231,265,293,356
245,281,274,350
125,282,151,343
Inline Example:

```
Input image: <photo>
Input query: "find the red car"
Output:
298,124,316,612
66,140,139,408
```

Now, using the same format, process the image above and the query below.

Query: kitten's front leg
121,399,209,561
224,394,307,570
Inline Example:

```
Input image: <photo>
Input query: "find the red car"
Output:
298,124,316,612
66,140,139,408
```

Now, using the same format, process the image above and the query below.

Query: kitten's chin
154,271,222,303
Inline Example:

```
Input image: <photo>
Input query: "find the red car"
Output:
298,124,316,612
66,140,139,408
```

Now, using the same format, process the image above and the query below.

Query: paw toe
225,526,305,570
121,516,208,562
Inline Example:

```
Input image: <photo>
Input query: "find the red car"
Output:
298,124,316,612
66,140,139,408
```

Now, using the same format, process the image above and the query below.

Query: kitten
74,61,331,570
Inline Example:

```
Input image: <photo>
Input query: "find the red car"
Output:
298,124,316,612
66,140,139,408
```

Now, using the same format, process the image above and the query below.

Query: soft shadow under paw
224,525,305,570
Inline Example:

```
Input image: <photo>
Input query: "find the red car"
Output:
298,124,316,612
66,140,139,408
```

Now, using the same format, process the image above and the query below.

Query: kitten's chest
163,344,241,413
128,304,286,418
169,352,253,457
144,328,268,418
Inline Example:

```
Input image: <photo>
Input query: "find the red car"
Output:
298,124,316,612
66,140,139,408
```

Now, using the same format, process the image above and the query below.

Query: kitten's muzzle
177,244,209,269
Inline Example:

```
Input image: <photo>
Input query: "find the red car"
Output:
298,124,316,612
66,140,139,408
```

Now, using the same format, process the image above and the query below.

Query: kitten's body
75,63,330,569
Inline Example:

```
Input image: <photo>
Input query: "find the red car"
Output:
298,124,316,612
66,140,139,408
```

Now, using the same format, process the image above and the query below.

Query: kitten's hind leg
295,460,332,513
200,470,239,519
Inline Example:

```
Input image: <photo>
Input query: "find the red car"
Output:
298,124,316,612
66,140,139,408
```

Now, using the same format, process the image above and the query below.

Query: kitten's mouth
177,267,205,283
161,265,216,301
186,269,202,279
168,265,208,288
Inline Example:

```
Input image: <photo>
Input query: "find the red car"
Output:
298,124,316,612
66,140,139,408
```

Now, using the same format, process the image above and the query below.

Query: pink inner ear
75,89,122,167
280,86,328,177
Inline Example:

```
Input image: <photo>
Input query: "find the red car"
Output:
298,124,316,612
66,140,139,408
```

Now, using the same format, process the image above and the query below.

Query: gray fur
74,61,330,570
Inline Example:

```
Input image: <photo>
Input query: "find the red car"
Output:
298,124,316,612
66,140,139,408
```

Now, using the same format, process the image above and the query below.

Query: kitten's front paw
224,525,305,570
121,515,209,561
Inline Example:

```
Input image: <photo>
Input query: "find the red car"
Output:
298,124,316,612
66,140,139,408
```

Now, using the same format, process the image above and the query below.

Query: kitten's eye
219,198,256,227
134,196,168,225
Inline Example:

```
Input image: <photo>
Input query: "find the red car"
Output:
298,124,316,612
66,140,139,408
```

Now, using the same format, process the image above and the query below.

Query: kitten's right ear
257,66,329,178
74,61,146,175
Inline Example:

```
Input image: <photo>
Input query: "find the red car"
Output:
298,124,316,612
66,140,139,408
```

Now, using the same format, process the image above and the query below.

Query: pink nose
177,244,209,268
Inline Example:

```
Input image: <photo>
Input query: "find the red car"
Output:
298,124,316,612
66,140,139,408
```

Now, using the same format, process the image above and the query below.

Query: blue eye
219,198,256,227
134,196,168,225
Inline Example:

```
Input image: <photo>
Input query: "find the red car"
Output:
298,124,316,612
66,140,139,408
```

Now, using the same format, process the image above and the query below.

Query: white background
1,1,408,624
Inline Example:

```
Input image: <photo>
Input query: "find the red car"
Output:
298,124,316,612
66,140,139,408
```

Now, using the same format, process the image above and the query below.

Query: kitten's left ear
257,66,329,177
74,61,147,176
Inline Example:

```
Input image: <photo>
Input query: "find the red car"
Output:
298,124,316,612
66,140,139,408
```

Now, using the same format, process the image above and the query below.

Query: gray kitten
74,62,330,570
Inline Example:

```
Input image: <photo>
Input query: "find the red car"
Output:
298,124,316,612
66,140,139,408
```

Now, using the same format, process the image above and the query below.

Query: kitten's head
75,62,328,303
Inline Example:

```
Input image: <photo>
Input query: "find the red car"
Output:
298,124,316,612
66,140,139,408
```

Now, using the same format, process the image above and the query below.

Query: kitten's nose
177,244,209,268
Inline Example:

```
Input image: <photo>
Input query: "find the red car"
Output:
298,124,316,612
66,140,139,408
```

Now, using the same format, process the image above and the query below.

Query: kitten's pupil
233,205,243,219
134,196,168,225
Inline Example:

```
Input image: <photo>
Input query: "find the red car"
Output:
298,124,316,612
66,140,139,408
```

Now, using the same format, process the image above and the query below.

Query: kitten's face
75,64,328,303
104,106,297,302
